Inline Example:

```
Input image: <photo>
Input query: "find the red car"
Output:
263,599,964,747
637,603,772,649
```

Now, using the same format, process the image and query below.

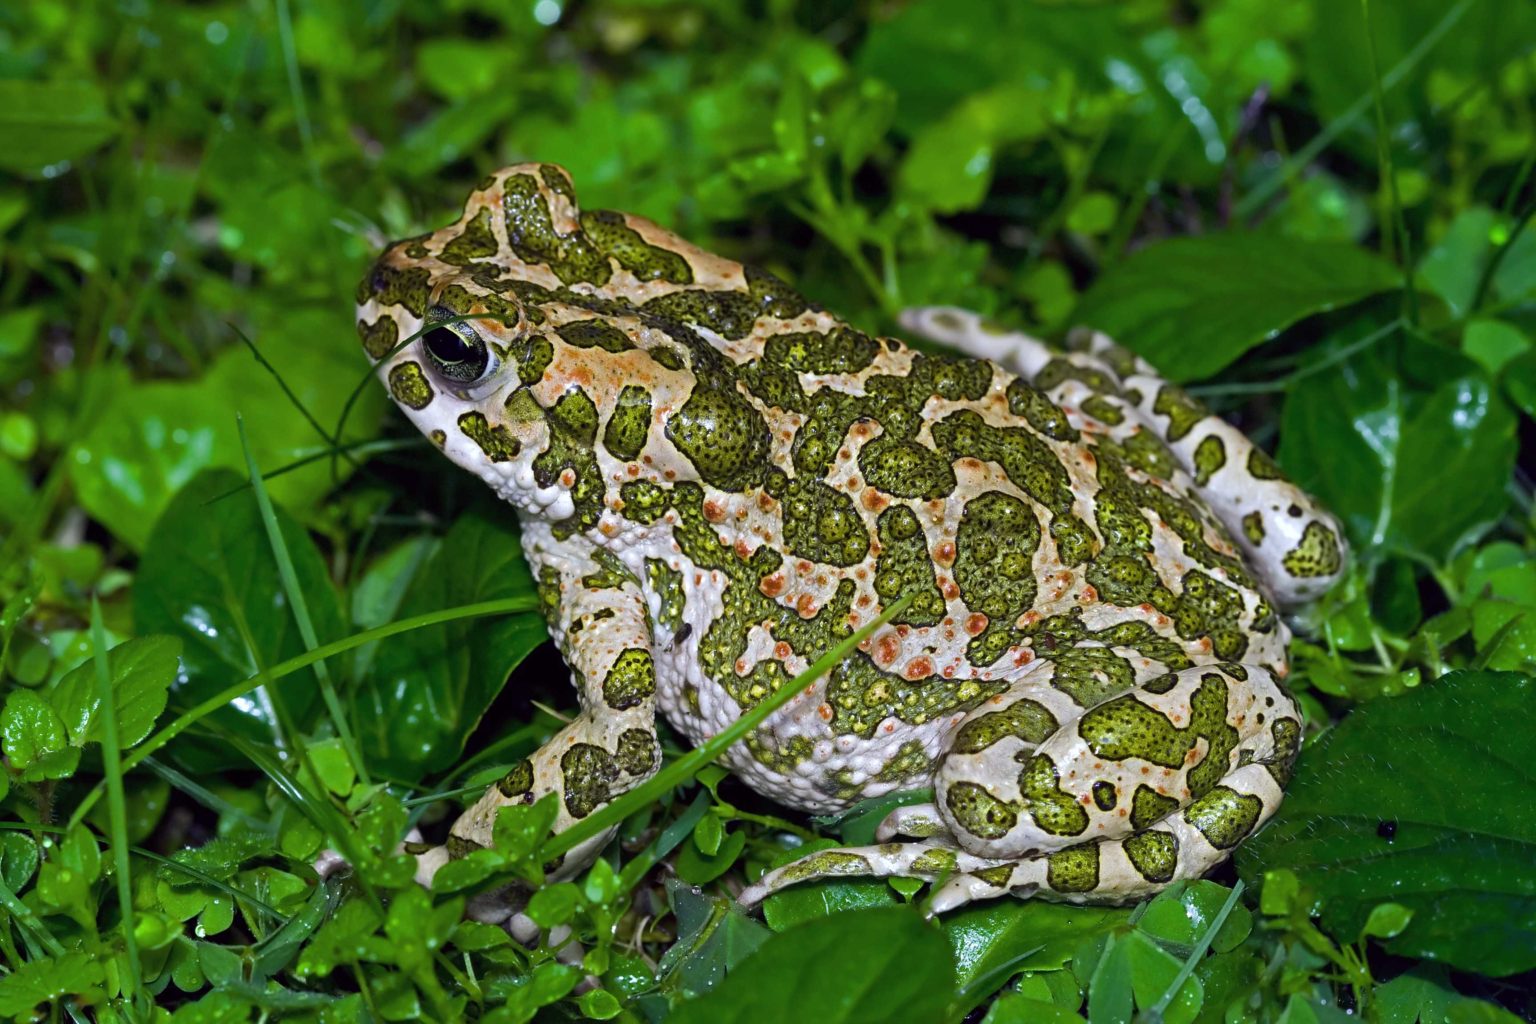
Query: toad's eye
423,321,490,383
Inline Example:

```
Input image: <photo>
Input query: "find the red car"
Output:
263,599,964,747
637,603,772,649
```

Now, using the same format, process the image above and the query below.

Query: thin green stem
539,594,913,862
238,415,371,787
67,597,539,828
90,599,141,1019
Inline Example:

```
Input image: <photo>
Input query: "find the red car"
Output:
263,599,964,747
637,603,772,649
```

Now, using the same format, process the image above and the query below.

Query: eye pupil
423,324,489,382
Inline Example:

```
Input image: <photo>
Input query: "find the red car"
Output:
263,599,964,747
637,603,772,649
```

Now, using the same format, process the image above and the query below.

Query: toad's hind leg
899,306,1057,379
424,531,660,907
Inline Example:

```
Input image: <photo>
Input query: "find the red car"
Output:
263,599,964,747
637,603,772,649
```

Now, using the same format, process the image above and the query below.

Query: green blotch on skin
361,261,432,317
1122,429,1179,481
580,549,634,590
533,388,605,535
952,491,1040,666
642,265,809,340
1130,784,1180,830
781,477,870,567
953,698,1058,754
1170,572,1250,661
496,759,534,798
1283,521,1343,578
603,384,653,461
580,208,694,284
971,865,1015,888
446,834,487,860
359,316,399,360
858,437,957,500
458,412,520,462
1080,674,1240,800
619,480,670,524
1246,447,1285,480
440,207,499,266
664,385,770,492
650,346,686,372
945,781,1018,840
873,506,946,626
388,361,435,410
876,740,933,783
502,173,612,286
1124,830,1177,882
616,728,658,776
763,326,878,375
1046,842,1100,893
603,648,656,710
1007,379,1079,442
646,559,686,634
1050,645,1136,707
1242,511,1266,544
517,336,555,386
560,743,620,818
1153,385,1207,442
1184,786,1263,849
1267,717,1301,786
1081,395,1124,425
536,565,562,625
1193,434,1227,486
911,848,958,875
827,649,1000,737
1018,754,1089,836
1035,357,1119,396
775,851,871,885
1091,780,1117,811
538,164,574,199
558,318,633,353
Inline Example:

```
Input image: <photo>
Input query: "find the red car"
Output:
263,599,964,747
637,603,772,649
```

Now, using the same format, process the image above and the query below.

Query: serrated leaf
0,951,106,1016
1074,233,1401,381
49,634,179,749
1238,671,1536,976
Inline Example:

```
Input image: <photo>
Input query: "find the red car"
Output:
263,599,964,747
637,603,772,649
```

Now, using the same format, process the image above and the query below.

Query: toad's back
358,164,1345,909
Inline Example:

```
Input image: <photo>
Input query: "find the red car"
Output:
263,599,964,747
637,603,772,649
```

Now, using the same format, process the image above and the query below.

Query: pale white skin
358,164,1347,914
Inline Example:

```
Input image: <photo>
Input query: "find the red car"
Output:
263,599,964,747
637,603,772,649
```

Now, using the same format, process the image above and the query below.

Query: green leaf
1123,930,1202,1024
49,634,179,749
1135,881,1252,956
982,993,1087,1023
69,308,383,551
134,469,334,764
948,900,1129,1012
356,506,545,775
1279,326,1517,561
0,80,117,175
1073,233,1401,381
0,689,79,781
1237,671,1536,976
667,907,953,1024
0,951,106,1017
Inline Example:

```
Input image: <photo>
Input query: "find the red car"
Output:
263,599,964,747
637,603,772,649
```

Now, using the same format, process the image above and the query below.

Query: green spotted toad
355,164,1346,913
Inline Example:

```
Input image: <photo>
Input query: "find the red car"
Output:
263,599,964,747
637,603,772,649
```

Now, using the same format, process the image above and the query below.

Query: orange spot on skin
559,469,576,487
735,658,748,675
760,575,785,598
735,540,753,560
758,492,777,511
1117,808,1127,817
1080,585,1098,602
942,665,956,678
1080,794,1092,805
774,641,792,660
818,704,833,721
904,656,934,680
703,500,726,523
934,542,956,568
796,593,817,618
964,614,989,636
627,464,640,477
861,489,889,513
874,634,901,668
1013,649,1034,667
941,579,960,600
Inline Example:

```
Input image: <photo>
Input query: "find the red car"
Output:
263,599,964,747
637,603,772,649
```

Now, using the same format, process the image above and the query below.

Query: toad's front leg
419,529,660,917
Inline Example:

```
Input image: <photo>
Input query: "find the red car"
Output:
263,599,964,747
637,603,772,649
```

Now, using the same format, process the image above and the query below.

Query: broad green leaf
658,882,770,999
896,83,1048,213
0,688,79,781
0,80,117,175
1279,325,1517,561
355,506,545,775
982,994,1086,1023
947,900,1128,1012
49,634,180,749
1301,0,1536,160
134,469,334,764
667,907,953,1024
1135,881,1252,956
1123,930,1203,1024
69,307,383,550
1237,671,1536,976
1073,233,1401,381
0,951,106,1017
